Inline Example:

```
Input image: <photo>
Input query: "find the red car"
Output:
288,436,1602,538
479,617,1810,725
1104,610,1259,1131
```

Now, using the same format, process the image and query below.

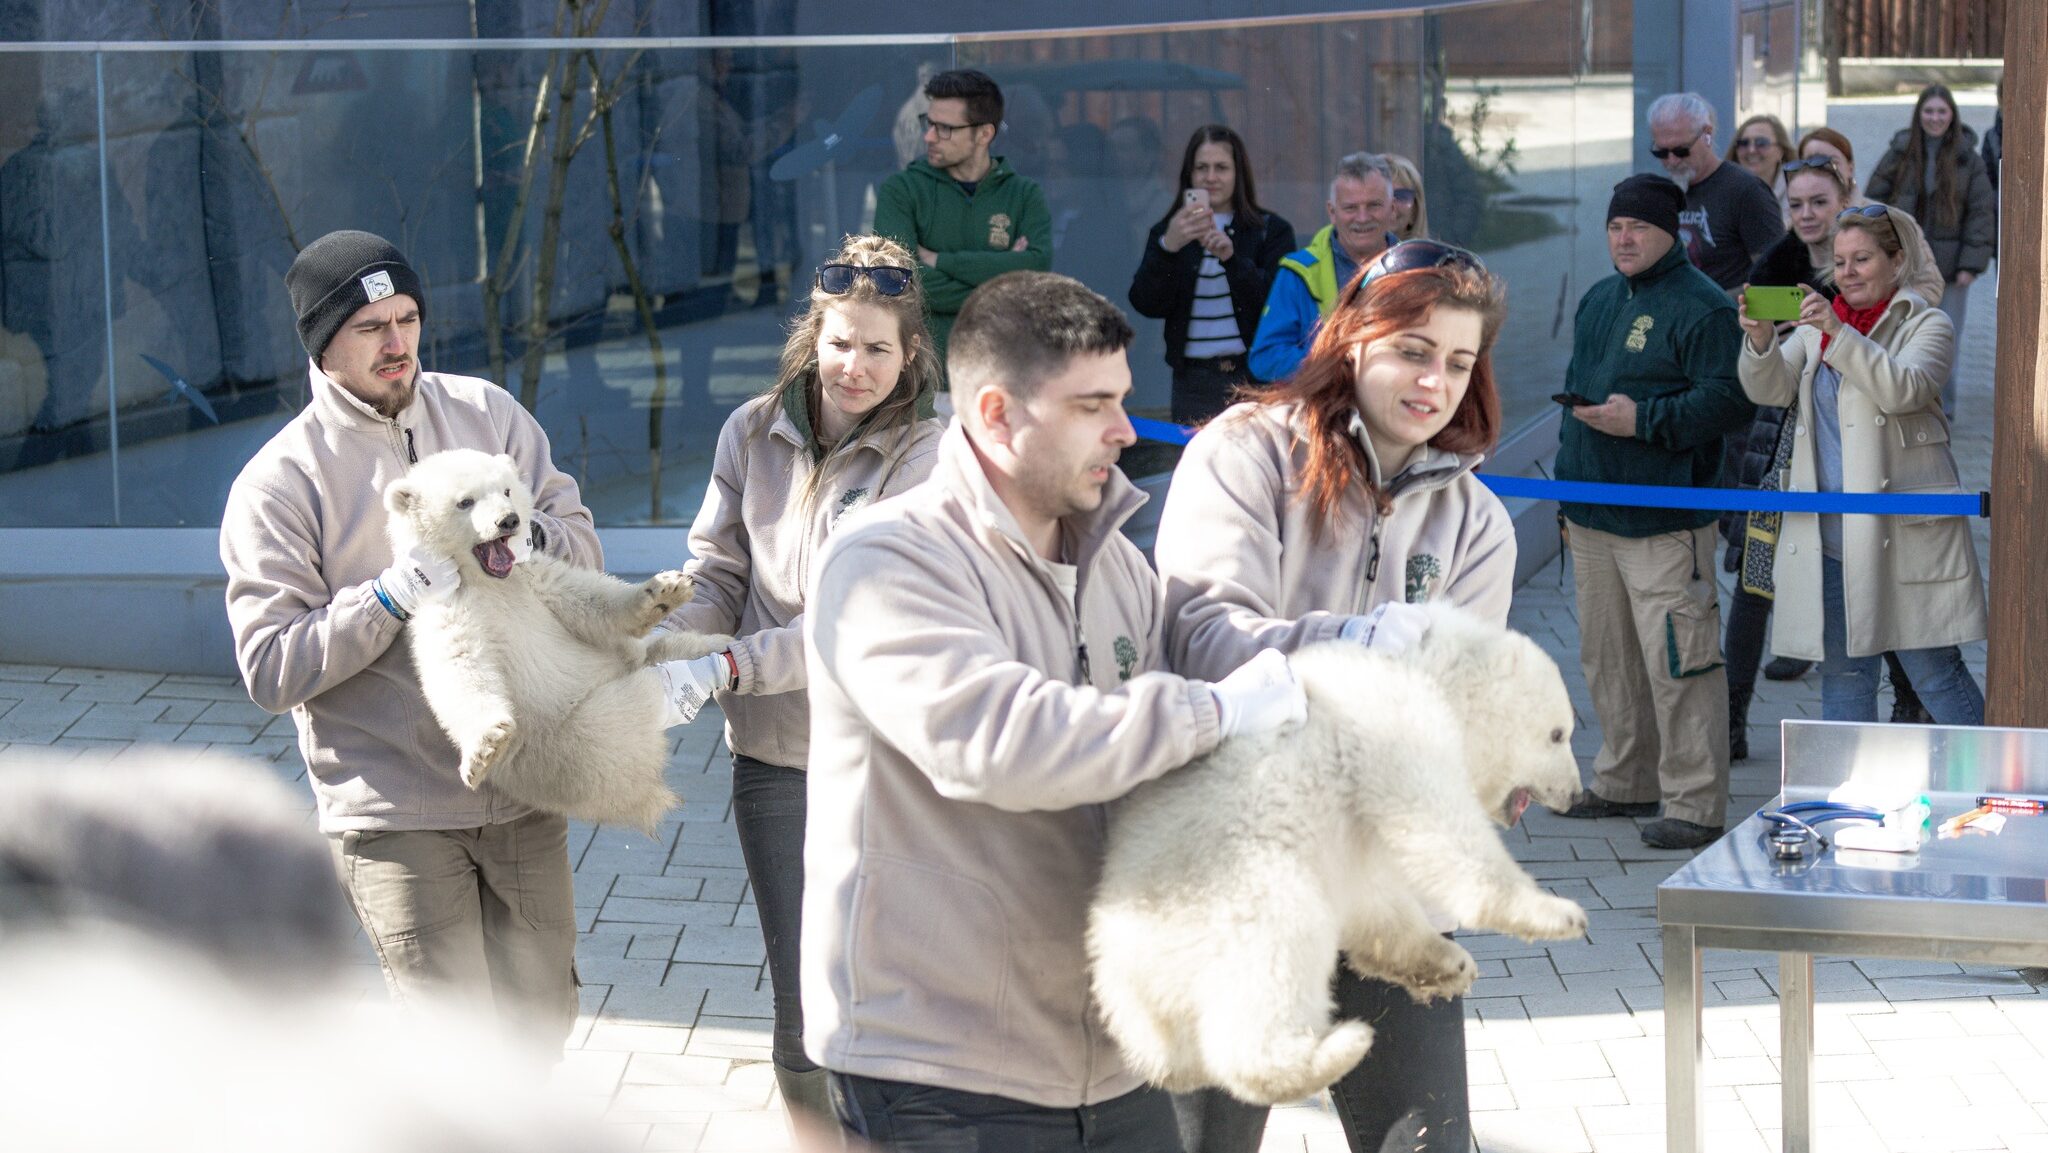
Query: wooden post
1985,5,2046,726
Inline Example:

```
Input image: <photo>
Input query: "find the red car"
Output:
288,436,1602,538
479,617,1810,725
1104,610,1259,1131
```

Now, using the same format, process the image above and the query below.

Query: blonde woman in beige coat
657,235,944,1125
1736,204,1985,723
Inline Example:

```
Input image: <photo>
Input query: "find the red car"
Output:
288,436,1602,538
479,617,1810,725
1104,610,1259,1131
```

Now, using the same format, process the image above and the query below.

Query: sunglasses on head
1782,156,1842,178
1836,203,1890,221
817,263,915,297
1342,240,1486,307
1649,130,1707,160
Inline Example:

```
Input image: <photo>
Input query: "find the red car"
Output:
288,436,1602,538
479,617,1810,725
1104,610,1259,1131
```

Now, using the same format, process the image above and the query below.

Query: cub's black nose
497,513,521,533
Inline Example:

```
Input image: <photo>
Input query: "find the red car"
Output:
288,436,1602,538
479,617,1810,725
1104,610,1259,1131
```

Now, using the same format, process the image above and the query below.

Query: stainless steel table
1657,721,2048,1153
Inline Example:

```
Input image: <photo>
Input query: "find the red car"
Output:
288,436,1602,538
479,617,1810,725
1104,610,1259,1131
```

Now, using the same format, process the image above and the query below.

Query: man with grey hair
1248,150,1399,381
1647,92,1785,291
802,270,1305,1150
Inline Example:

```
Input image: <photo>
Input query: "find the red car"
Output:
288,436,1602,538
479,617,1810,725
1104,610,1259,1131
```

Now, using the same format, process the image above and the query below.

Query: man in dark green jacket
875,69,1052,376
1553,173,1754,851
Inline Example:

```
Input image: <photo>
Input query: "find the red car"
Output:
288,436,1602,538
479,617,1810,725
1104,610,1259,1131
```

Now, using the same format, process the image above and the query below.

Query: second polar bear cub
1088,605,1587,1106
385,449,731,833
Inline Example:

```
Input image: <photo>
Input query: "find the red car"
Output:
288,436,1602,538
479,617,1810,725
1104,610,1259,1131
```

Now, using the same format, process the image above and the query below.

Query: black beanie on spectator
1606,174,1684,240
285,230,425,363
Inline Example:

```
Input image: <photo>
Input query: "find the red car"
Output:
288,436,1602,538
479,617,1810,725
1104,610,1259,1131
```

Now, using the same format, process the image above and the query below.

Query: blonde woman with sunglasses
656,234,943,1131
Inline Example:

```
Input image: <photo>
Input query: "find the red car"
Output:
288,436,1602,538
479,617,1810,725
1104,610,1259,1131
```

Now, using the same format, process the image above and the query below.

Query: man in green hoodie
1552,173,1753,852
875,69,1052,376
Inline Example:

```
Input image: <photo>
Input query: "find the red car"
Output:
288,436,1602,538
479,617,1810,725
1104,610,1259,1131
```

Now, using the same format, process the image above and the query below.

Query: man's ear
975,122,998,152
975,385,1016,448
384,479,418,517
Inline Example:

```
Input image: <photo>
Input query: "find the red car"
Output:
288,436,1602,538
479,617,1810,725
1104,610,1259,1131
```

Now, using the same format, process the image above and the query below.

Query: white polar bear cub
384,449,732,833
1088,605,1587,1106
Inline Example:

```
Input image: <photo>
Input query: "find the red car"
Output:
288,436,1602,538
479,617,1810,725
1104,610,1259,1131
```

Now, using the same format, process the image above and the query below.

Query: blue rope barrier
1128,417,1988,518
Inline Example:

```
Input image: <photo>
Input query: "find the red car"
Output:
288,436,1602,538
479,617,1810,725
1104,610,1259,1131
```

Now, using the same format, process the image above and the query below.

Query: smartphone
1182,188,1207,210
1745,285,1807,322
1551,392,1594,408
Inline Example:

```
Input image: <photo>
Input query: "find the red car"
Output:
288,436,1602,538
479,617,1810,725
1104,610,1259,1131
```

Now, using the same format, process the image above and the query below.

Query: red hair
1246,264,1505,537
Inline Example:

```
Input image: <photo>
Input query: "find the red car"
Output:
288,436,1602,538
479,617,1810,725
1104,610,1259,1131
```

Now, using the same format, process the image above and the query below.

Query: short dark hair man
802,271,1304,1151
220,230,600,1055
1551,176,1754,851
874,69,1053,369
1647,92,1786,292
1249,150,1399,382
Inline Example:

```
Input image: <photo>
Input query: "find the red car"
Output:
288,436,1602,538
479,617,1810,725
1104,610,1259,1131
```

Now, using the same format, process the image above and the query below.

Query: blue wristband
371,578,410,622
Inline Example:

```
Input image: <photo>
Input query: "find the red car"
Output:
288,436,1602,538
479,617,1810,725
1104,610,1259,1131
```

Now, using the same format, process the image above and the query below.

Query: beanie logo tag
361,270,395,302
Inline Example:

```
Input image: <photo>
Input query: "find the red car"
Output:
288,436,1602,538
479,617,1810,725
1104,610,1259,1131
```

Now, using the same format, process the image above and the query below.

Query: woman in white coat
1735,204,1985,723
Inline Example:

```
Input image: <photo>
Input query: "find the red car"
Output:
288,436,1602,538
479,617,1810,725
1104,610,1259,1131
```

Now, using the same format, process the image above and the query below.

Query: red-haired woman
1153,240,1512,1153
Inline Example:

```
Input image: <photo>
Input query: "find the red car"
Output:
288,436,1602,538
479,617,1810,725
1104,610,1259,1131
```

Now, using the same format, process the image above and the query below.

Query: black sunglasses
817,263,915,296
1342,240,1486,306
1649,129,1707,160
1836,203,1890,221
1782,156,1842,178
1391,187,1417,205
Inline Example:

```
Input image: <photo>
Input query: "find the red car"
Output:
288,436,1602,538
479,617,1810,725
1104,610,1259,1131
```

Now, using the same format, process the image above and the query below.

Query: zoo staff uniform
1555,242,1753,829
1153,399,1516,1153
220,363,599,1051
661,392,942,767
873,156,1052,364
802,420,1223,1112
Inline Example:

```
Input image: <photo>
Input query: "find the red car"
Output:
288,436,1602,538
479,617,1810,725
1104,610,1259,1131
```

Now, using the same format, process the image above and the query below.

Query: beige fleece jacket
662,395,942,766
800,420,1223,1107
1155,401,1516,681
220,366,600,833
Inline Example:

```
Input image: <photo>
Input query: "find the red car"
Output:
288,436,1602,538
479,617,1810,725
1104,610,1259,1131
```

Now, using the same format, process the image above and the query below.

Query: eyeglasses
1650,130,1707,160
1736,136,1777,151
917,113,984,141
817,264,915,296
1342,240,1486,307
1391,187,1417,205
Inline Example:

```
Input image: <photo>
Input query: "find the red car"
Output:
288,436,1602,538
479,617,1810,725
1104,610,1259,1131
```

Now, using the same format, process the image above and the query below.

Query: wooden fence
1830,0,2005,58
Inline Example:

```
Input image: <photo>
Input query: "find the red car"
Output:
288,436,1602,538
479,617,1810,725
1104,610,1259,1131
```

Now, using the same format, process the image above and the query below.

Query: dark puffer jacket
1128,208,1297,369
1865,125,1996,282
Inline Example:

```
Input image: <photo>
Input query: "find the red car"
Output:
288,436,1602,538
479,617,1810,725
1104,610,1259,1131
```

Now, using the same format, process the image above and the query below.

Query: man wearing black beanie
219,228,602,1058
1549,174,1755,852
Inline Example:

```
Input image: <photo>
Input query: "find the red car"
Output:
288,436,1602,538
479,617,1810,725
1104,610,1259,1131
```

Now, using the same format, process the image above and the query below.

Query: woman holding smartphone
1155,240,1512,1153
658,234,943,1129
1130,124,1297,424
1736,204,1984,725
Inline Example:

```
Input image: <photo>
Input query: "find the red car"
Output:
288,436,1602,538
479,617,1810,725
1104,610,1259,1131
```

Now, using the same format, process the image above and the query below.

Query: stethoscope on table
1757,801,1887,860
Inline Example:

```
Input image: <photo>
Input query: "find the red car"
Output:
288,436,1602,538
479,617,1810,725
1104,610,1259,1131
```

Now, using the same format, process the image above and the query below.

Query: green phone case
1745,285,1806,322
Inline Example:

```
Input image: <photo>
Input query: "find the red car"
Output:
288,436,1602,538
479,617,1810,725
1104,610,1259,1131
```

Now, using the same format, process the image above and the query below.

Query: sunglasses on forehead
1782,156,1842,178
1341,240,1486,307
817,263,914,297
1836,203,1891,222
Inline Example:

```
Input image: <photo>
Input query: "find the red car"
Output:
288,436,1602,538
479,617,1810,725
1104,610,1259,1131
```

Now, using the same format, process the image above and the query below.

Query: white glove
657,653,729,727
509,521,536,565
1209,648,1307,740
376,543,460,619
1339,602,1430,654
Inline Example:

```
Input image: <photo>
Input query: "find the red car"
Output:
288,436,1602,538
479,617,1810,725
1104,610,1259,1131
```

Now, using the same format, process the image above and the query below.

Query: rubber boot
774,1061,840,1146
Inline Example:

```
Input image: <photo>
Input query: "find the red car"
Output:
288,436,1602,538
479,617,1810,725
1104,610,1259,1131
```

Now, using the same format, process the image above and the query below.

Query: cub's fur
385,449,729,832
1088,606,1587,1105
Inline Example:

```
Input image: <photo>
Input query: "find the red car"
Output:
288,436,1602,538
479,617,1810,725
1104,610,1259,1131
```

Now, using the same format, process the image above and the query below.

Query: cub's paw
1505,893,1589,941
1397,937,1478,1003
638,570,694,627
460,718,516,789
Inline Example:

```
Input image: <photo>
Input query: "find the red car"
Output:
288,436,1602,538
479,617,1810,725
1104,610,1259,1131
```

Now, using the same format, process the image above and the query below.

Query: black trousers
1172,966,1469,1153
832,1073,1186,1153
731,753,816,1074
1170,357,1251,426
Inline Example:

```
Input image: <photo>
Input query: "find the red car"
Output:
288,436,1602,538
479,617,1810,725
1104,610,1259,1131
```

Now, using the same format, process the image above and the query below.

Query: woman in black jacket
1865,84,1996,418
1129,125,1296,424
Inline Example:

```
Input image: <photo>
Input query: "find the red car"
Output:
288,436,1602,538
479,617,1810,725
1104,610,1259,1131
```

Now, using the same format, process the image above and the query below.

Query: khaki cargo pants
330,810,578,1056
1568,523,1731,828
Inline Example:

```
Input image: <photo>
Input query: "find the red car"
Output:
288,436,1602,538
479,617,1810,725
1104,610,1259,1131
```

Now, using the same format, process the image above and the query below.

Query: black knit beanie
285,230,425,362
1606,173,1684,240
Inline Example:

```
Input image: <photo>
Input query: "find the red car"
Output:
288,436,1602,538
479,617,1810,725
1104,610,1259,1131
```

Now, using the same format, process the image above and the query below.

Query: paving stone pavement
0,266,2024,1151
